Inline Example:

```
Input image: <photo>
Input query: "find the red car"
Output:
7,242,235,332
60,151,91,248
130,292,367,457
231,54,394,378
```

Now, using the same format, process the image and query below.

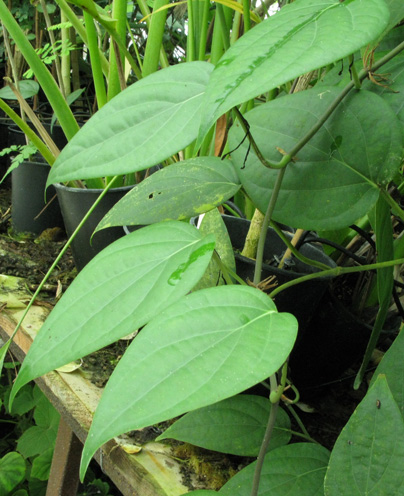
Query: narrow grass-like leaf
354,197,395,388
80,286,298,479
325,375,404,495
229,88,402,230
11,222,215,403
220,443,330,496
198,0,390,142
96,157,240,230
158,394,291,456
47,62,214,184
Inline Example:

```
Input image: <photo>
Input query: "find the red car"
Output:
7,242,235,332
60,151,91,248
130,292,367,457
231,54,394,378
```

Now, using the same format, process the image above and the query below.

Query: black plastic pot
54,183,132,271
8,122,68,150
11,159,64,234
287,287,374,394
0,116,13,183
222,215,336,332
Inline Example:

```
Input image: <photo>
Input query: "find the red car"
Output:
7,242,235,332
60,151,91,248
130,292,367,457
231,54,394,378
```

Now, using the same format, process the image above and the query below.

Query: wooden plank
0,277,192,496
46,417,82,496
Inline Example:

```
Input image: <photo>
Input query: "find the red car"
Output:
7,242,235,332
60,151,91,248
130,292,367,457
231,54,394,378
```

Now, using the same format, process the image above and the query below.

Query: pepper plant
6,0,404,494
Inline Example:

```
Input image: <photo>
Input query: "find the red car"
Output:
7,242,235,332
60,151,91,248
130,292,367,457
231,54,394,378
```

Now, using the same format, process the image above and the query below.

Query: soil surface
0,186,77,301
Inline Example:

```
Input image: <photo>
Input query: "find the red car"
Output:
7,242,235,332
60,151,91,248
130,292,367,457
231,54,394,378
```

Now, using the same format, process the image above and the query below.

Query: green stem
250,374,279,496
349,54,361,89
269,257,404,299
253,168,286,285
84,11,107,108
198,0,211,61
242,0,251,33
380,189,404,223
187,0,196,62
136,0,170,69
55,0,110,76
142,0,170,76
40,0,66,96
107,0,127,99
60,11,72,96
270,222,331,271
216,3,230,52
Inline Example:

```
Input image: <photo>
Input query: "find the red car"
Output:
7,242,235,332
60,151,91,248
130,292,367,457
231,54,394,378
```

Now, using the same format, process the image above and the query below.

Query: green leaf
17,424,55,459
10,384,35,416
198,0,390,143
0,452,26,495
80,285,298,479
220,443,330,496
0,80,39,100
370,330,404,415
157,394,291,456
96,157,241,230
363,55,404,132
33,389,60,431
229,88,402,230
30,448,54,481
354,197,394,388
325,375,404,495
47,62,214,184
192,209,236,290
184,492,218,496
11,222,215,403
373,0,404,43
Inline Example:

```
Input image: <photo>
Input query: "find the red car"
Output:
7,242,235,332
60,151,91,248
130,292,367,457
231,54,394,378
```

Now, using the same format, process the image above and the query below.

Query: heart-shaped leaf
0,80,39,100
96,157,240,230
158,394,291,456
11,222,215,403
198,0,390,143
80,285,298,478
220,443,330,496
325,375,404,495
229,88,402,230
370,330,404,415
47,61,214,185
0,452,25,495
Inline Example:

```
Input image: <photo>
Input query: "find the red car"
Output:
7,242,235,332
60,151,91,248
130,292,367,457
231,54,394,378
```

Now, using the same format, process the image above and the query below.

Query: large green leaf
374,0,404,44
46,62,214,185
325,375,404,495
80,285,298,479
229,88,402,230
192,209,236,291
11,222,215,403
370,330,404,415
96,157,240,230
0,452,25,495
30,448,54,481
220,444,330,496
363,55,404,132
157,394,291,456
197,0,390,143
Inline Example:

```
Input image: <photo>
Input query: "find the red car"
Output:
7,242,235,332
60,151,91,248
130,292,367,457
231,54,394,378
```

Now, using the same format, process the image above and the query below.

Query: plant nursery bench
0,274,192,496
